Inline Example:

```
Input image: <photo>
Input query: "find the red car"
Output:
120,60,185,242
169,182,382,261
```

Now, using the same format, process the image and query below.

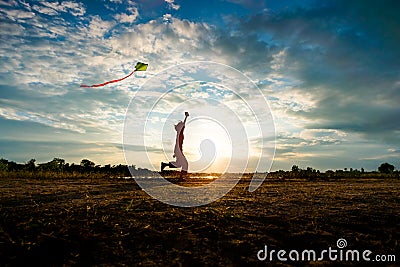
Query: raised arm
183,111,189,124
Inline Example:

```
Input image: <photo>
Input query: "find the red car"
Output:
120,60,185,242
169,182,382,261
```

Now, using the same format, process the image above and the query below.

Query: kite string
80,69,137,88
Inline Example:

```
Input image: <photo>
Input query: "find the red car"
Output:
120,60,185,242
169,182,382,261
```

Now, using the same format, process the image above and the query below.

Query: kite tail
80,69,137,88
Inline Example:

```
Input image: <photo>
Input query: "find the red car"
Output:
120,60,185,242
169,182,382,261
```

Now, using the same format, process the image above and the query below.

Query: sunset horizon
1,0,399,173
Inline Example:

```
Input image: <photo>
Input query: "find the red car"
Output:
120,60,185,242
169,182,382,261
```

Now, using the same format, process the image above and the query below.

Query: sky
0,0,399,172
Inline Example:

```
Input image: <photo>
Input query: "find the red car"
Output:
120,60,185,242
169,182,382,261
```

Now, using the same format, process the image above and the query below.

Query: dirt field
0,177,399,266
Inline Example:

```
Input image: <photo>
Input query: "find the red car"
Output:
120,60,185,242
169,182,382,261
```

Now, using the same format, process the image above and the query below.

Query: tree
81,159,95,169
25,159,36,171
38,158,65,172
306,167,314,173
378,163,394,174
291,165,299,172
0,158,9,171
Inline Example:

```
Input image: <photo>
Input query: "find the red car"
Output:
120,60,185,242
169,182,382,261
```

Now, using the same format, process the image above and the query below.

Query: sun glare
185,117,232,173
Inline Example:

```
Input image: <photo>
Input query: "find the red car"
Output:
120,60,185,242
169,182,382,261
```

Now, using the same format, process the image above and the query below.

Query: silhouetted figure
161,112,189,179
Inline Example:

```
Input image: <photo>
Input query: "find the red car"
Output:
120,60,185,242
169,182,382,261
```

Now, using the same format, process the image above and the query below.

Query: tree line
0,157,155,179
0,157,398,179
268,163,398,180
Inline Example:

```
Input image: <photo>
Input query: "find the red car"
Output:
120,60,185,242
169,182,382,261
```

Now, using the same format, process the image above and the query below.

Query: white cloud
269,87,317,114
165,0,180,10
0,7,35,21
41,1,86,16
270,48,287,71
32,4,58,16
114,6,138,23
108,17,216,70
87,15,116,38
0,21,25,35
0,0,18,7
163,13,172,23
0,106,85,133
299,129,347,145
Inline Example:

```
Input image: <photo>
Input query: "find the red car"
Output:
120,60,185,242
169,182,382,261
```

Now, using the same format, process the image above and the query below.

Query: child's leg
169,162,179,168
161,162,179,171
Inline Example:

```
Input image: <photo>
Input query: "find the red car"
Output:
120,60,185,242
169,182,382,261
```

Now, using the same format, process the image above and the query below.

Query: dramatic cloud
0,0,398,171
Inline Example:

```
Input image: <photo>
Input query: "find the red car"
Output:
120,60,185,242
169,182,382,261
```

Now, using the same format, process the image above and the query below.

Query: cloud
107,16,217,69
0,106,85,133
32,4,58,16
0,7,35,20
119,144,164,153
165,0,180,10
41,1,86,16
0,138,124,165
0,0,18,7
162,13,172,23
114,6,139,23
1,1,399,170
86,15,116,38
239,1,400,149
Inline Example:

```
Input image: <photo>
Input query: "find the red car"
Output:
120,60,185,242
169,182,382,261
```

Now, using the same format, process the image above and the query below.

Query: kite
80,62,148,88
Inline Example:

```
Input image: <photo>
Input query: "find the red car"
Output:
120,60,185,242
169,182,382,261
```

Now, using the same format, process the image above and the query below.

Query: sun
184,118,232,173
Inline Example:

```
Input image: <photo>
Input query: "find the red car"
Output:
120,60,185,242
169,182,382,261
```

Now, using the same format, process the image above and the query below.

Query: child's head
174,121,184,132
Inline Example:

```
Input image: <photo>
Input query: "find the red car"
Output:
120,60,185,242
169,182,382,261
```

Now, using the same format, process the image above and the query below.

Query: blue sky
0,0,399,172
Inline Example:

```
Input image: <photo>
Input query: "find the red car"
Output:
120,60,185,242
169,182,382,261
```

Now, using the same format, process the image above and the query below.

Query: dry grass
0,177,399,266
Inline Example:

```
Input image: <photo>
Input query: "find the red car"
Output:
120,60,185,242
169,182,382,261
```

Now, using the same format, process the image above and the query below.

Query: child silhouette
161,112,189,179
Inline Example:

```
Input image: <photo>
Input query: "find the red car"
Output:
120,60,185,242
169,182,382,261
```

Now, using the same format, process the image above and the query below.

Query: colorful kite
80,62,148,88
